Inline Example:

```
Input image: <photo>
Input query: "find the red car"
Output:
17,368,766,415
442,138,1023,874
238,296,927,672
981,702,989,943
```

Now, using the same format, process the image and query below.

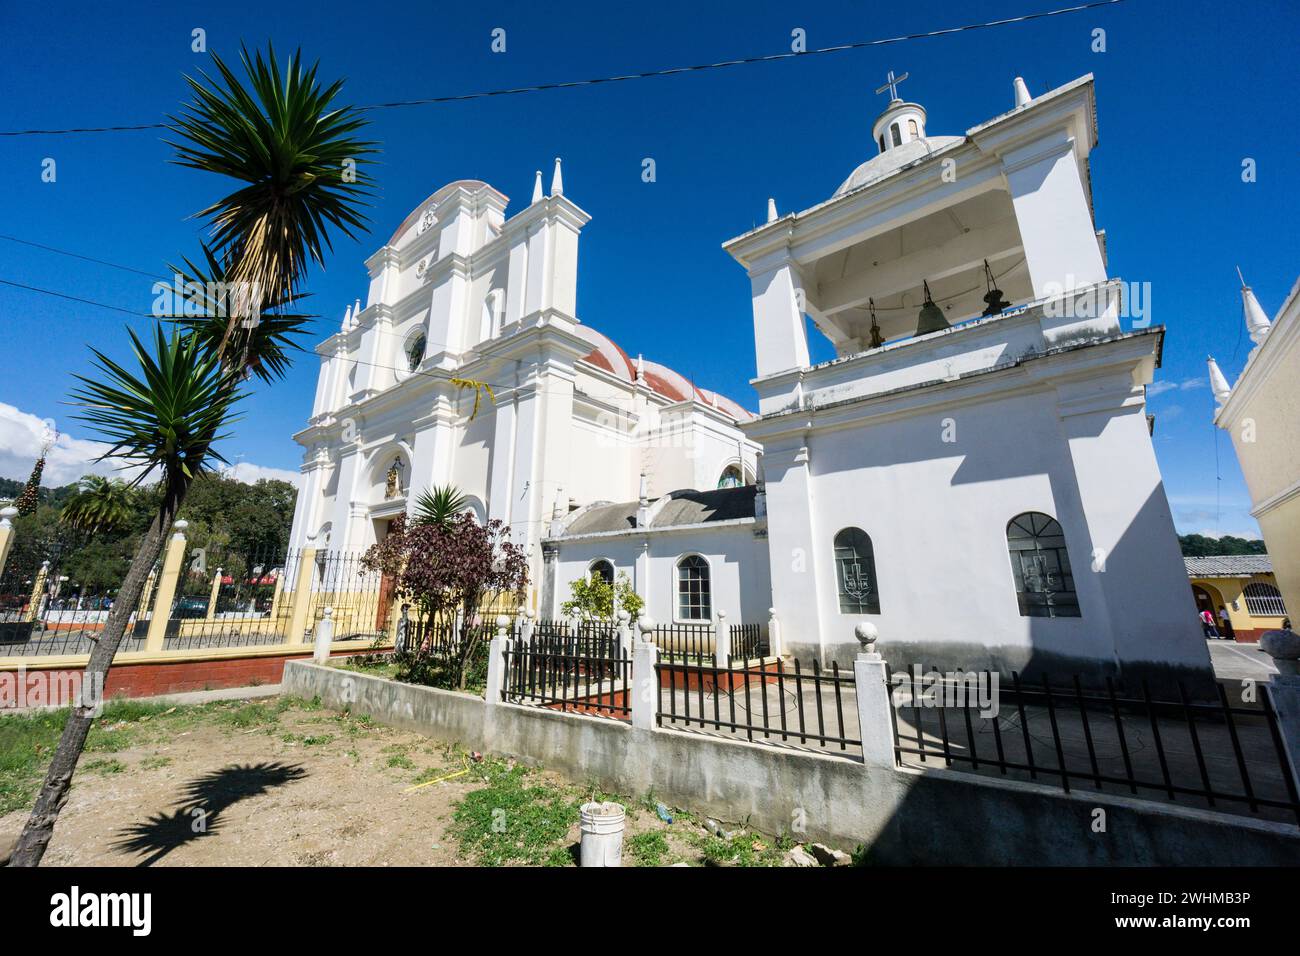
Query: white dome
833,135,962,198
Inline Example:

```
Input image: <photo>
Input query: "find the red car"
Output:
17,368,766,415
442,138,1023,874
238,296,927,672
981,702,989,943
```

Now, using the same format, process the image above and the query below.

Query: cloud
0,402,298,490
1148,378,1205,399
223,461,300,487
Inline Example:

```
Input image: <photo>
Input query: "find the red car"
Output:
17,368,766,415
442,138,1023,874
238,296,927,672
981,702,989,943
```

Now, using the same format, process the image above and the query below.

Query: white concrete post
520,607,536,644
1260,629,1300,798
631,615,659,730
767,607,783,657
0,505,19,581
851,622,896,769
713,609,731,668
616,609,632,657
631,621,660,733
484,614,513,705
312,606,335,663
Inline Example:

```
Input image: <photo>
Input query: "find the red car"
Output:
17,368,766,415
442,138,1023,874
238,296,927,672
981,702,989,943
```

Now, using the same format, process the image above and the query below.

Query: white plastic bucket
579,801,626,867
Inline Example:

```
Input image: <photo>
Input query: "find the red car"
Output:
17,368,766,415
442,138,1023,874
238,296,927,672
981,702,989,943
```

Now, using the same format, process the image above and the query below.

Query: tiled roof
1184,555,1272,577
559,486,757,536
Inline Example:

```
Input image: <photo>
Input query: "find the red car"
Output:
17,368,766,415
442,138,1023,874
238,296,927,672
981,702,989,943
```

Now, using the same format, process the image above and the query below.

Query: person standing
1199,607,1219,638
1217,605,1235,641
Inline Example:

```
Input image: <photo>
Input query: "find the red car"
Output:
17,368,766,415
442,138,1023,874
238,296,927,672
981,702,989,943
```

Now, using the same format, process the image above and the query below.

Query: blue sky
1,0,1296,537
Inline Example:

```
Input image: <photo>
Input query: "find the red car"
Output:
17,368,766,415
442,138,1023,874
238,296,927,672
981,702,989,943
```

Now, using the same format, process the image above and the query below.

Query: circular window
405,332,426,372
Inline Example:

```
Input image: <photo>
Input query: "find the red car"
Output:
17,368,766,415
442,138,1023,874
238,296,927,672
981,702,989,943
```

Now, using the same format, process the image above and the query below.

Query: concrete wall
282,661,1300,866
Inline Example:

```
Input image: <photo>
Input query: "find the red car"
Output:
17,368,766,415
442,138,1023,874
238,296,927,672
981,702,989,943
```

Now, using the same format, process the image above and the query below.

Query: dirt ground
0,695,811,867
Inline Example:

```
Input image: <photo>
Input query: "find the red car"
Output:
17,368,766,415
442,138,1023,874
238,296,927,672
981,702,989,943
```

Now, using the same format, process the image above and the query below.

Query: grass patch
387,753,415,770
140,754,172,770
82,758,126,775
628,831,670,867
450,758,579,866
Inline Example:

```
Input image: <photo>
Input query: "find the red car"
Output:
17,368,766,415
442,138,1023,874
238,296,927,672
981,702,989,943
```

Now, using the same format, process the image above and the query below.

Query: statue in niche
385,458,404,499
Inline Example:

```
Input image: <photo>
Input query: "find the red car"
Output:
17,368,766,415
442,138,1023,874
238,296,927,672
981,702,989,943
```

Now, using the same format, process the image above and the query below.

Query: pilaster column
145,520,189,653
748,255,810,378
0,506,17,581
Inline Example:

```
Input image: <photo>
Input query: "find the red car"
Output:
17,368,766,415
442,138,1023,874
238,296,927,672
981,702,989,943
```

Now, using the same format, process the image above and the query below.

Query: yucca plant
10,327,240,866
166,43,377,345
413,485,471,529
59,475,137,536
11,44,375,867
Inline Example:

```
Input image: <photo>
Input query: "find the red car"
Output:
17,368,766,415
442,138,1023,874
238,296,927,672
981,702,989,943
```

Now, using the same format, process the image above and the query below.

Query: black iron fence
887,667,1300,825
731,623,764,659
656,655,860,754
502,634,631,720
653,623,715,664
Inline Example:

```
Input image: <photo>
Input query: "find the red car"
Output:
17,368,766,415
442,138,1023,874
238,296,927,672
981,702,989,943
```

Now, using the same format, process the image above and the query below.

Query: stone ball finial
173,519,189,532
323,606,334,620
616,608,631,623
854,621,879,649
496,614,510,629
637,615,657,635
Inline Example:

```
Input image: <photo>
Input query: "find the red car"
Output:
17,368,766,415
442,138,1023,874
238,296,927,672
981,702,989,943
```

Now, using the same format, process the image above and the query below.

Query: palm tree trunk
8,485,188,866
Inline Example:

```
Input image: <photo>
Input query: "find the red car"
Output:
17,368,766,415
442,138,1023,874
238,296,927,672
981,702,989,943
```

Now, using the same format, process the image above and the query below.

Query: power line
0,277,150,317
0,234,161,279
0,1,1125,138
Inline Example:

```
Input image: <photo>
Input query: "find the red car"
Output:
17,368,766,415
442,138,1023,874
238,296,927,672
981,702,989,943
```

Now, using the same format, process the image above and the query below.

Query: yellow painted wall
1188,571,1287,639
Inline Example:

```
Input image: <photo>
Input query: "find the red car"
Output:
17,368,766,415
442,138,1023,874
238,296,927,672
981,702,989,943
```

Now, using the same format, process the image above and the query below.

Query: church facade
288,71,1212,687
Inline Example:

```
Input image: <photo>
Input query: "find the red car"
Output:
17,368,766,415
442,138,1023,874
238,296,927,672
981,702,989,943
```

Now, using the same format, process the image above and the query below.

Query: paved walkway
1207,639,1279,683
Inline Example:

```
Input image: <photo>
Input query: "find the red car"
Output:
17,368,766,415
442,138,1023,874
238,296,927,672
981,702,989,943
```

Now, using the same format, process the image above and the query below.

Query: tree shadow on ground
112,761,307,866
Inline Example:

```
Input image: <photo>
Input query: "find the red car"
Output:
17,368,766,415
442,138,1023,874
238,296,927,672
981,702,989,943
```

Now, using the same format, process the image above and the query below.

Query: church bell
915,280,950,336
980,259,1012,317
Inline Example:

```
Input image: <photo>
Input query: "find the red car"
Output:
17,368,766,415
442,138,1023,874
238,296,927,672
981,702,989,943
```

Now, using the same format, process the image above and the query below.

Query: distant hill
1178,534,1268,557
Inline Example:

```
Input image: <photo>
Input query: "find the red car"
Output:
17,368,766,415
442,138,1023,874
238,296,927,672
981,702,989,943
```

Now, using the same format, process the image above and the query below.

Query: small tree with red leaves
363,511,527,689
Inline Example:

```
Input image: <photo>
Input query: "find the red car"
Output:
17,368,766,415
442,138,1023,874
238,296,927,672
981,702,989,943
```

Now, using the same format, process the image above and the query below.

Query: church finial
635,353,645,381
551,157,564,197
353,298,362,328
552,486,565,520
875,69,909,103
531,170,544,204
766,198,778,223
1207,355,1232,407
1013,76,1032,107
1237,268,1272,345
638,472,649,507
341,304,352,332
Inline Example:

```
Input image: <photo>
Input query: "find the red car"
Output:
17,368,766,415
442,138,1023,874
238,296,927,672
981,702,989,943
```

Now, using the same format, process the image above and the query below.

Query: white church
288,70,1212,688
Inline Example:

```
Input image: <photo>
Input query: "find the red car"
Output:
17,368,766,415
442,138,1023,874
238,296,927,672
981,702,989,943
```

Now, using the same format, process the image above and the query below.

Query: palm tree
9,327,238,865
166,43,376,342
10,46,374,867
413,485,470,529
59,476,137,536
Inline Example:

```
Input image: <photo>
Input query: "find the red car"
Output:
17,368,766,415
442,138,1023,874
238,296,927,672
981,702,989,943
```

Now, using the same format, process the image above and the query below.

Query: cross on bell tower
875,69,909,103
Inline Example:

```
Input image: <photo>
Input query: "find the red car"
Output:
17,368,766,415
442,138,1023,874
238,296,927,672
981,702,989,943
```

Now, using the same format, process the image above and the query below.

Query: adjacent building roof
1184,555,1272,577
559,486,758,536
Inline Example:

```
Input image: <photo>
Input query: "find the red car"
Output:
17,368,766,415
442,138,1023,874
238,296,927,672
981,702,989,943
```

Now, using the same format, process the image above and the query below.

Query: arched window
907,118,919,139
1006,512,1080,618
890,123,902,147
834,528,880,614
676,555,711,621
717,465,743,489
1244,582,1287,617
405,331,426,372
589,560,614,586
878,134,886,152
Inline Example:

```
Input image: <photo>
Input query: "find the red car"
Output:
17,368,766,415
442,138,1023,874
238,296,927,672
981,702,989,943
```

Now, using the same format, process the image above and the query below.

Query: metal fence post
714,609,731,668
285,545,318,645
0,506,18,581
851,622,895,769
144,520,189,653
632,615,659,730
312,606,335,663
485,614,512,705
